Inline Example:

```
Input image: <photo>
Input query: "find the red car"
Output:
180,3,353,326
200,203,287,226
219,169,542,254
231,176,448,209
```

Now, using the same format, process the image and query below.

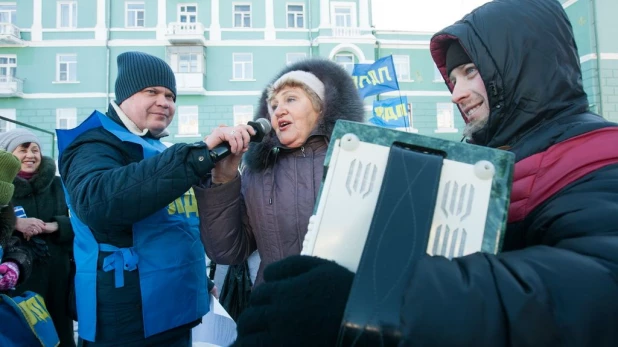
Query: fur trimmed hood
13,156,57,197
244,58,365,171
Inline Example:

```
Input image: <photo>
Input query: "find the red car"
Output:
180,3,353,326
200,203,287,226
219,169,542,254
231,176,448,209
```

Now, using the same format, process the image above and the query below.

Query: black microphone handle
208,119,272,164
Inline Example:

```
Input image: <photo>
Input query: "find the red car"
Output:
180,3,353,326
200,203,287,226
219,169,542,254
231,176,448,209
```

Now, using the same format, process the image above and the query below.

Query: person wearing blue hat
58,51,227,346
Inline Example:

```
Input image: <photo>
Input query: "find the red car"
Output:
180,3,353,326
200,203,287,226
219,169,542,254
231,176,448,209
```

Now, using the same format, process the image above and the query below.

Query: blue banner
352,55,399,98
368,96,409,128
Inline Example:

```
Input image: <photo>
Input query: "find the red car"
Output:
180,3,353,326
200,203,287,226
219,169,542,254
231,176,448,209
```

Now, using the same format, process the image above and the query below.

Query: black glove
233,255,354,347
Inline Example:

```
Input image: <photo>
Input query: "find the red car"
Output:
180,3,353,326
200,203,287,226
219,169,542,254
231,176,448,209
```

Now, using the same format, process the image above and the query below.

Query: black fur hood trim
244,58,365,171
13,156,57,197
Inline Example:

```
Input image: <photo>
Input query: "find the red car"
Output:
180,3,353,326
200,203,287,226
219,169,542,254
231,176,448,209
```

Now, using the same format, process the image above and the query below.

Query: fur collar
244,58,365,172
13,156,57,197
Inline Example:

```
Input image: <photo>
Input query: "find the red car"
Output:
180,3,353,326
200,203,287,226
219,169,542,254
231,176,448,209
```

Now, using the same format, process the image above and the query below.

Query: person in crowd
0,149,33,292
195,58,365,287
59,51,221,346
229,0,618,345
0,149,59,347
0,129,75,346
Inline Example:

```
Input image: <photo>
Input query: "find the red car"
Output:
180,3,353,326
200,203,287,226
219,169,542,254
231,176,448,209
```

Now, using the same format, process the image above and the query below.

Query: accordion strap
337,145,444,346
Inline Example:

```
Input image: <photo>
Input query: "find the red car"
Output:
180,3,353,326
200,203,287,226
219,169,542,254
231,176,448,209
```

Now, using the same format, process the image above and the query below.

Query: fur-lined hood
244,58,365,171
13,156,57,197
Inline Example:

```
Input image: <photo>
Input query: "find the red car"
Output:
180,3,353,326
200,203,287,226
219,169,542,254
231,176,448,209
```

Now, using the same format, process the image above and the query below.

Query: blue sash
57,110,209,341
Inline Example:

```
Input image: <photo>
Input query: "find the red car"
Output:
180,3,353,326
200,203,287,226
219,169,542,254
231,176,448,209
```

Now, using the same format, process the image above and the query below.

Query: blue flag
368,96,409,128
352,55,399,98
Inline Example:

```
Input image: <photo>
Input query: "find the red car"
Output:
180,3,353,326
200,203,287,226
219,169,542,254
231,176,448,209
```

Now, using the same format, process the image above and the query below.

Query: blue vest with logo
57,110,209,342
0,291,59,347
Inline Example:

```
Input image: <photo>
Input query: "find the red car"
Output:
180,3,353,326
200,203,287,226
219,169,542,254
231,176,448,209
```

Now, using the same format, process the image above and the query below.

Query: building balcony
166,22,206,45
332,26,361,38
0,23,24,46
0,76,24,97
176,72,205,94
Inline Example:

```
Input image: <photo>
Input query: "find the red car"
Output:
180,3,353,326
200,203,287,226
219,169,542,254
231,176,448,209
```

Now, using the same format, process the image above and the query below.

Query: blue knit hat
115,51,177,105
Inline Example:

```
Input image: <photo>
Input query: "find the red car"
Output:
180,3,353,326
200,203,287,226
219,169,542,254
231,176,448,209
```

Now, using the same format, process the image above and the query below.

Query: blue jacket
59,106,213,342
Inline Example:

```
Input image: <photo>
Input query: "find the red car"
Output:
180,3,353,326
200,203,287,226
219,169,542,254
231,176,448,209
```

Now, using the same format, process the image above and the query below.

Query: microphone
209,118,272,163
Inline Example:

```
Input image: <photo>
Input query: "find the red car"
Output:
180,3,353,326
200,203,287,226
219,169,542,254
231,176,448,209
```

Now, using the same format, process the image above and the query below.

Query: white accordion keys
300,135,389,273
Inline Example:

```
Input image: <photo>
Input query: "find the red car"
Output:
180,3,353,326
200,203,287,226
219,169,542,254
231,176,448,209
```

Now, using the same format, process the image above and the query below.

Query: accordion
300,120,515,344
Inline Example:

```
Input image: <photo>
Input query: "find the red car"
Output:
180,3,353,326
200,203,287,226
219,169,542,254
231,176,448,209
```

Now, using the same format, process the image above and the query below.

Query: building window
178,4,197,23
286,53,306,65
334,53,354,74
177,106,199,136
57,1,77,29
434,65,443,82
393,55,411,81
0,55,17,78
287,4,304,28
332,5,353,27
176,53,199,73
436,103,457,131
56,108,77,129
233,4,251,28
232,53,253,80
233,105,254,125
0,109,16,133
0,4,17,23
57,54,77,82
126,2,145,28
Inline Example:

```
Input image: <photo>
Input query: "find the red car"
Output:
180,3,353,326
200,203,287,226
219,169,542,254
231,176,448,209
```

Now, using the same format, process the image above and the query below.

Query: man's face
119,86,176,136
449,63,490,138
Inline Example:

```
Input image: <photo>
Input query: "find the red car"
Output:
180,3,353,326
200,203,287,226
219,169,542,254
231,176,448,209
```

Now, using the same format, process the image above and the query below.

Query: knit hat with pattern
115,51,177,105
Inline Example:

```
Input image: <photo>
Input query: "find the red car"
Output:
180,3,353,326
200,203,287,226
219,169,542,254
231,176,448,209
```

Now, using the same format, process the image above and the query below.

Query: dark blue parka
59,106,214,343
397,0,618,345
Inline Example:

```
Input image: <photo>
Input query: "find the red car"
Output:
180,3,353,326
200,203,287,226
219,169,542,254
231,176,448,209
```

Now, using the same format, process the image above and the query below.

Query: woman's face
269,85,321,148
12,143,41,173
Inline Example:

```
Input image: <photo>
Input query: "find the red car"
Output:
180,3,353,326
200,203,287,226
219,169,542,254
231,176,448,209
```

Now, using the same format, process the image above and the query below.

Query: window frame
232,3,252,28
233,105,254,126
125,1,145,28
0,3,17,24
286,3,305,29
334,53,355,74
330,2,356,28
0,108,16,133
177,105,200,136
392,55,411,81
232,53,254,80
178,3,198,23
57,1,77,29
56,108,77,129
0,55,17,78
435,102,458,133
177,53,200,73
56,54,78,83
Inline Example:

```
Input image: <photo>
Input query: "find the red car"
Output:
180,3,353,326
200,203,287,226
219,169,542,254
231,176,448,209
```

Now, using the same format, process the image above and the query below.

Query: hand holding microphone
205,118,272,184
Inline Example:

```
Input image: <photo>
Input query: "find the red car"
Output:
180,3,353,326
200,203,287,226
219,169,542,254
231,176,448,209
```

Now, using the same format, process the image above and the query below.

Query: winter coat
11,156,73,253
0,203,32,287
197,59,365,286
9,156,76,345
59,105,215,343
392,0,618,345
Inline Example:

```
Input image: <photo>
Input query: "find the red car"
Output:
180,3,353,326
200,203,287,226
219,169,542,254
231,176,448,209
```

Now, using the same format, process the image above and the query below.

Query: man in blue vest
58,52,232,346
